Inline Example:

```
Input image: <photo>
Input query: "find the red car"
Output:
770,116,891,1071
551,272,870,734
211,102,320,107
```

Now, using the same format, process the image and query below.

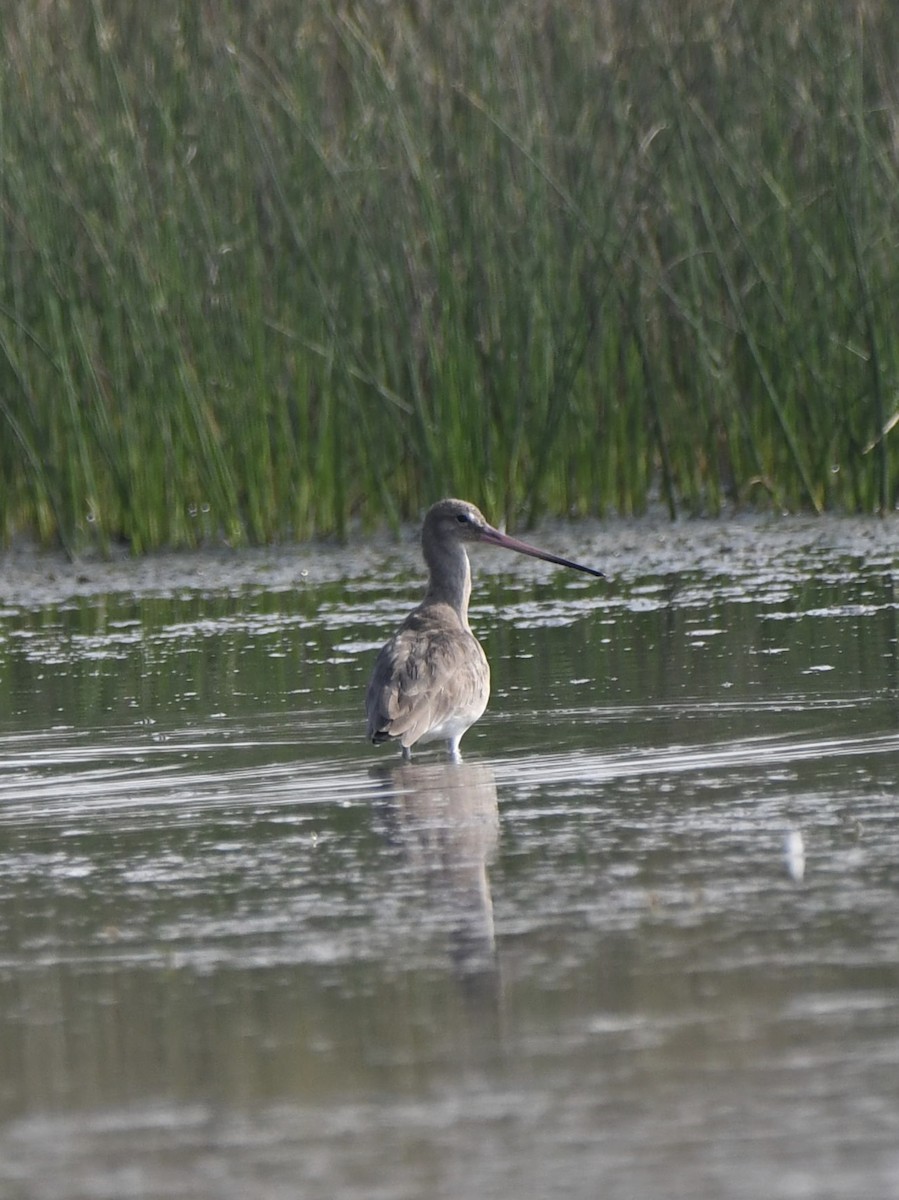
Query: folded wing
366,605,489,750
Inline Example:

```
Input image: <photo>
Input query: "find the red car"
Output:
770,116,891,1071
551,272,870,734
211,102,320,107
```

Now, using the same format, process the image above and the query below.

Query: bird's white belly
416,696,489,745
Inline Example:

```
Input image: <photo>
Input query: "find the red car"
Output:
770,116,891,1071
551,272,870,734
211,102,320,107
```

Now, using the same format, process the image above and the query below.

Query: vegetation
1,1,898,551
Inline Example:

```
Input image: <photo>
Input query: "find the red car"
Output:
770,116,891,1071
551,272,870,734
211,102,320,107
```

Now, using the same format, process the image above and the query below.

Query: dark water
1,516,898,1199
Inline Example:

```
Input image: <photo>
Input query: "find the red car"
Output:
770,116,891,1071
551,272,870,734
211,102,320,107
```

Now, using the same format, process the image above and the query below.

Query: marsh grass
1,1,897,550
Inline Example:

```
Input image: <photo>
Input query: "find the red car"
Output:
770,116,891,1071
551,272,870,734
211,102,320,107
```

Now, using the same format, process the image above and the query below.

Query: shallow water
1,515,898,1199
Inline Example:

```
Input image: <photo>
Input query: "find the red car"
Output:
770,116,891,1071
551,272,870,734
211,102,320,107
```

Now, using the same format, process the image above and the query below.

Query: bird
365,498,604,760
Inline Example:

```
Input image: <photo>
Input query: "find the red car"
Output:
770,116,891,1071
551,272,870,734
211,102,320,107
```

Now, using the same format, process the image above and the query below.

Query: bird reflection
370,759,501,1002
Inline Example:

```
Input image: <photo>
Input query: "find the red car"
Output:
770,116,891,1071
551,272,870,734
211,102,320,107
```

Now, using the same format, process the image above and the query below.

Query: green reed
0,1,897,551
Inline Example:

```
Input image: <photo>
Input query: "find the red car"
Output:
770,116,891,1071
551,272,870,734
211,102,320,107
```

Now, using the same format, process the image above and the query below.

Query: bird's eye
455,513,469,524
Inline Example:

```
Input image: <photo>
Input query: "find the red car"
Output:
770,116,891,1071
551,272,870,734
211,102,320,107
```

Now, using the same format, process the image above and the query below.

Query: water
1,515,898,1200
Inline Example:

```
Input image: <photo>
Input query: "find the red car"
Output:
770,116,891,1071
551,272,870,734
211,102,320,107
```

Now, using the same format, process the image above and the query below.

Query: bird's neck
423,542,472,629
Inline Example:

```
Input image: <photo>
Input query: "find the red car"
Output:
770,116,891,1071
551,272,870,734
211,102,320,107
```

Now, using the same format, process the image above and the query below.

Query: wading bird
365,498,603,759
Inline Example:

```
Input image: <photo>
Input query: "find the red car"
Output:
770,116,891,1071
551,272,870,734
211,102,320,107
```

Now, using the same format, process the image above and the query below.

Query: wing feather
366,604,489,749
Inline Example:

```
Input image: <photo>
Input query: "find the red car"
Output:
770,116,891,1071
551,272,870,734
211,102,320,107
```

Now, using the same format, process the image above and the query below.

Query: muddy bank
0,512,896,607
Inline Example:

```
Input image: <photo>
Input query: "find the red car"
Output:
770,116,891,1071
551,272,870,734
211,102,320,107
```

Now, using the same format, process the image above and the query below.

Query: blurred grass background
1,0,898,552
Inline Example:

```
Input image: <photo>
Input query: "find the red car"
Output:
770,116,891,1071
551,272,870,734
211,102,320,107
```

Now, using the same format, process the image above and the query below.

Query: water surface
1,515,898,1199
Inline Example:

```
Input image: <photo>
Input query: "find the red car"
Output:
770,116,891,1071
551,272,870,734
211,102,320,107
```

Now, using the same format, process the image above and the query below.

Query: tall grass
0,1,897,550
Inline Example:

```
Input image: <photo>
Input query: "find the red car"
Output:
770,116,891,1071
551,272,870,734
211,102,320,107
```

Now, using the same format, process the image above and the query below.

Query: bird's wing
366,612,488,748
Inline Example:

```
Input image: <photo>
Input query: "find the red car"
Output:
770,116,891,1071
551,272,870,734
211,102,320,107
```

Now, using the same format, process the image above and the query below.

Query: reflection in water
784,827,806,882
371,761,501,999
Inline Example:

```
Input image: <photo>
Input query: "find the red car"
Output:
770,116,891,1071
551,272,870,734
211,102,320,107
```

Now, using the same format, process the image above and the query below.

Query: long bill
478,524,605,578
